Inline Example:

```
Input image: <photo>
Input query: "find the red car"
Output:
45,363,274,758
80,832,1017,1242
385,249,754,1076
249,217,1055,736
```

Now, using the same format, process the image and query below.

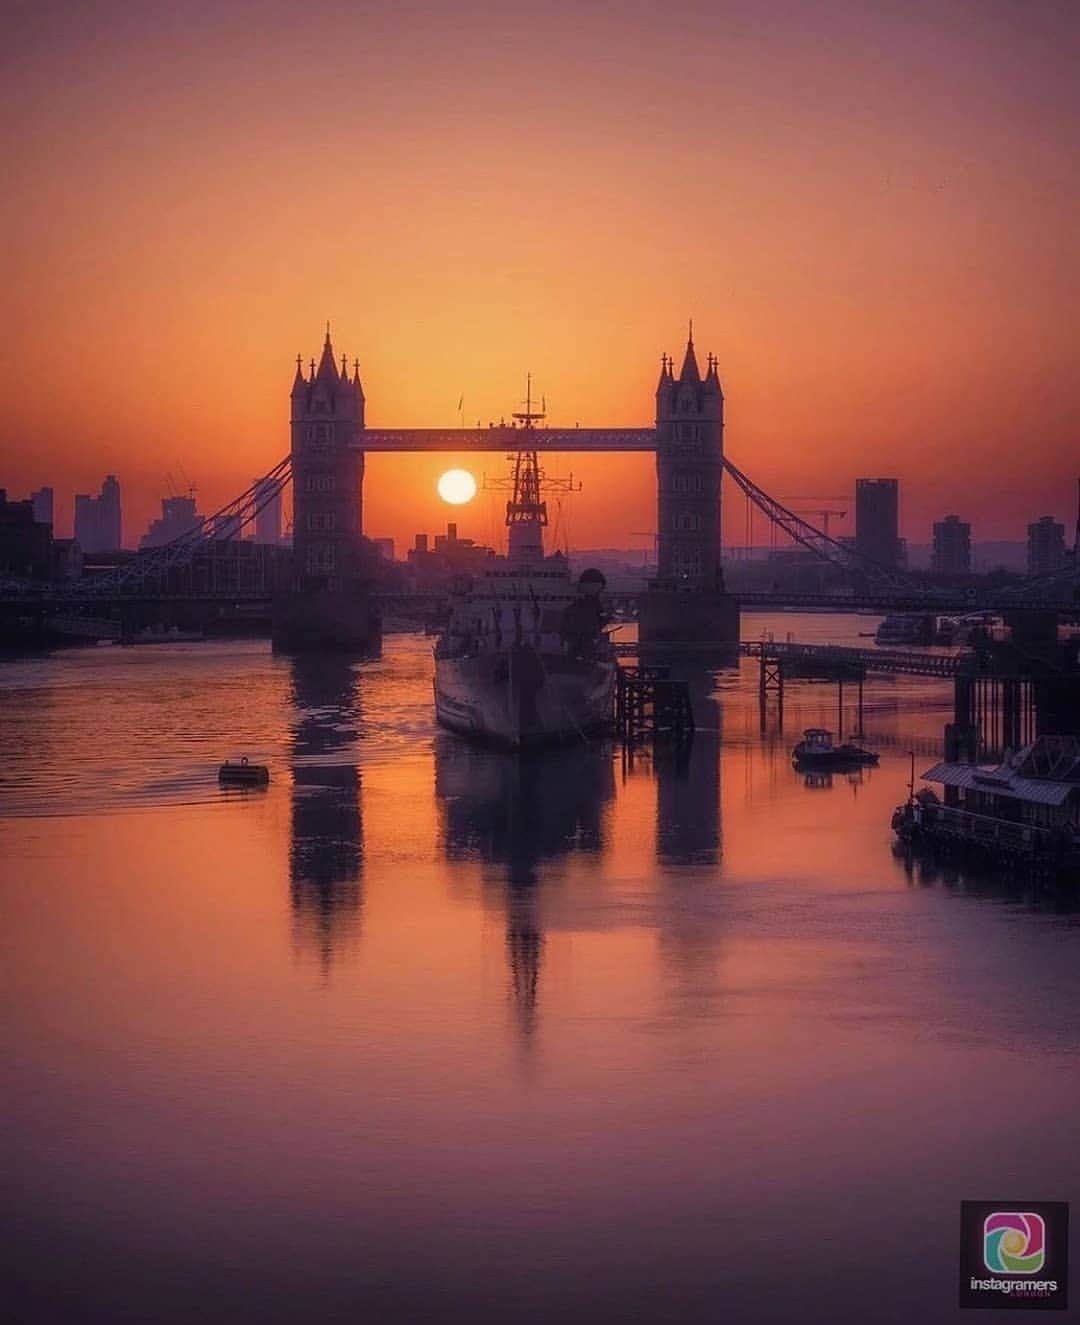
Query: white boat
433,385,616,746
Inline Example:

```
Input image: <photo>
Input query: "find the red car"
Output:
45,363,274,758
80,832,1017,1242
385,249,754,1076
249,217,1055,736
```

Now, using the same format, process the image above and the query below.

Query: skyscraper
253,476,282,545
932,514,971,575
855,478,900,569
30,486,54,528
140,495,201,549
74,475,122,553
1027,515,1067,576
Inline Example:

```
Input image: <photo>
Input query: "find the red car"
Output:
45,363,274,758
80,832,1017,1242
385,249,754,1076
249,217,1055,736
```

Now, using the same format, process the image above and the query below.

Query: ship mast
506,374,547,563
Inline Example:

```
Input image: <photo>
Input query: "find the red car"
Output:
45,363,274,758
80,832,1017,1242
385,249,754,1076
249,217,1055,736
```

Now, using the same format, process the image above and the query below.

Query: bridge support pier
271,584,381,654
638,587,740,653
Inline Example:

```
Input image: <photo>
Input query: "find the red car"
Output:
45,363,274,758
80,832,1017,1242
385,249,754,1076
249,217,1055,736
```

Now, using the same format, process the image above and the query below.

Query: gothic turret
640,325,739,647
653,324,724,591
286,327,366,599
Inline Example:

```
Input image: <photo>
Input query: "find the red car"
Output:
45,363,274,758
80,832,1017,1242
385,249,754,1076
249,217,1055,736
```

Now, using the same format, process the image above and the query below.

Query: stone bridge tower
655,326,724,590
273,328,380,651
640,327,739,648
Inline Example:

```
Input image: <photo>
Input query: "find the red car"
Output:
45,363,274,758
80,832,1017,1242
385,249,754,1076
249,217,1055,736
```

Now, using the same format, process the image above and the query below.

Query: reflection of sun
437,469,477,505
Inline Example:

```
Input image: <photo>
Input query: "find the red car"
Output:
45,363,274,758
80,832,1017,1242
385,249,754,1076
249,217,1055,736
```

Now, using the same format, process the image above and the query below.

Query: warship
433,388,616,746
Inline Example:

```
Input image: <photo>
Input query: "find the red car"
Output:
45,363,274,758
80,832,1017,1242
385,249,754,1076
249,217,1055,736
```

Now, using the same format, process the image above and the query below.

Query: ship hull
435,647,615,747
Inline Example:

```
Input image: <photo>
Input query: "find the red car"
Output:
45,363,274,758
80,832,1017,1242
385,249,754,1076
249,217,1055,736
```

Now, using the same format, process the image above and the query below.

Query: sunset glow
2,1,1077,553
437,469,478,506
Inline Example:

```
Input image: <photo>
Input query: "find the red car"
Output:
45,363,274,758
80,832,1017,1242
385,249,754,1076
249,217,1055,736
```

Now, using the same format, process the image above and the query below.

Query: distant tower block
640,326,739,649
272,328,380,651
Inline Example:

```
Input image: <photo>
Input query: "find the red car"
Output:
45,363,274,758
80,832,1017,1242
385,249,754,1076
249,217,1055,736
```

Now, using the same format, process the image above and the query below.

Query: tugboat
433,384,617,746
792,728,879,769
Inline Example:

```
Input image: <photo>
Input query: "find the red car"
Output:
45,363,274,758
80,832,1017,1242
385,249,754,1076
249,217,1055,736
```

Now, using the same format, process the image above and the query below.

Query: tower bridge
280,324,735,648
3,325,1077,647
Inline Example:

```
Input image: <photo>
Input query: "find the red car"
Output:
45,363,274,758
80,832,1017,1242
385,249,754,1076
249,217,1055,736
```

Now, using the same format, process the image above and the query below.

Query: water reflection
798,767,868,792
655,671,723,867
436,735,615,1039
289,655,364,972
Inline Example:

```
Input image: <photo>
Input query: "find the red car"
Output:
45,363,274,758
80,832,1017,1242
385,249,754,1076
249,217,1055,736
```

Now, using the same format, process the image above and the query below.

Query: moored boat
875,613,933,646
792,727,879,768
433,384,616,747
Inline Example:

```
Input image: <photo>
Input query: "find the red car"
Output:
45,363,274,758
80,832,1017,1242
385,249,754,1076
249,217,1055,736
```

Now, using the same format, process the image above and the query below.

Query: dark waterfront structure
74,475,121,553
932,514,971,576
855,477,900,570
894,634,1080,875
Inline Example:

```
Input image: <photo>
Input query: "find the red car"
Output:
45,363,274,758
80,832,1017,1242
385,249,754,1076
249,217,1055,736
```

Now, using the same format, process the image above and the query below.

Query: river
3,613,1078,1324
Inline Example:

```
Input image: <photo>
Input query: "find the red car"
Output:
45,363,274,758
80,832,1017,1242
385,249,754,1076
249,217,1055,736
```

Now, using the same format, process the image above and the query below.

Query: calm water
3,614,1078,1324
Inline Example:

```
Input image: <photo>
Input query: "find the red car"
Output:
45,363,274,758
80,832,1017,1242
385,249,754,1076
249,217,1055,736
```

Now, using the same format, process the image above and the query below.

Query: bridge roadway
355,427,658,452
1,588,1076,615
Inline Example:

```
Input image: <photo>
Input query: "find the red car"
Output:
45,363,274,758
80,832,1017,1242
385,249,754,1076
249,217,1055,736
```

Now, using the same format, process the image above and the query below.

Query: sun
437,468,477,505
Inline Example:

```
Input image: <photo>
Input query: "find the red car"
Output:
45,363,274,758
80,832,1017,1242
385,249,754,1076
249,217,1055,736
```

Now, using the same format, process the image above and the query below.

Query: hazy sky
3,0,1077,550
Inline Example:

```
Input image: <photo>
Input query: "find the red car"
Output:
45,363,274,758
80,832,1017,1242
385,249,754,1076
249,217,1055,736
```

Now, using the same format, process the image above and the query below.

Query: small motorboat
792,728,879,769
218,757,270,786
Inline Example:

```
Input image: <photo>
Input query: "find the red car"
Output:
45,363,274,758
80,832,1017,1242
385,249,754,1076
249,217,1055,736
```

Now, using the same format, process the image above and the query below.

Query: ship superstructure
433,384,616,745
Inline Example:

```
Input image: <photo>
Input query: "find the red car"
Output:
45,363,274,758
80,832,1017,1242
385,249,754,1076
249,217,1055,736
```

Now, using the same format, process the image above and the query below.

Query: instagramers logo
984,1212,1046,1275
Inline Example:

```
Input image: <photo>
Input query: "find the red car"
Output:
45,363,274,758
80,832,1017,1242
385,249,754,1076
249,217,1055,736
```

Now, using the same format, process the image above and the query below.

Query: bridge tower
272,328,380,652
640,327,739,649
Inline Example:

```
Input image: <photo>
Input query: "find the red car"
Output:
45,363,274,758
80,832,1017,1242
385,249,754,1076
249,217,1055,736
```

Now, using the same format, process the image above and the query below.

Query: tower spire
316,322,339,381
678,320,700,383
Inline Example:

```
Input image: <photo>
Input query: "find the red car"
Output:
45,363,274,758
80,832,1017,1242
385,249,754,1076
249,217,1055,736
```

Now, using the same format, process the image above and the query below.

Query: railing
914,803,1068,857
740,640,962,678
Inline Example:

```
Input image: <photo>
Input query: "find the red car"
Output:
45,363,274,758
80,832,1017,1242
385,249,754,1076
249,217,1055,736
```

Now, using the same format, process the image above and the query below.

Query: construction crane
790,507,847,539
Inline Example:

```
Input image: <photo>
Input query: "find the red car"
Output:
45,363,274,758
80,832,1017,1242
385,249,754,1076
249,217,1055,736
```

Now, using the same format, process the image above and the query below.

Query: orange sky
2,0,1077,550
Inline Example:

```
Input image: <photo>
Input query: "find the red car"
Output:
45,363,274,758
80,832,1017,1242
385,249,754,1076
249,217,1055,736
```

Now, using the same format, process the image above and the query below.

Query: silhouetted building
30,486,54,528
654,331,724,589
855,478,900,569
74,475,122,553
371,537,394,562
932,514,971,576
407,523,496,587
0,489,52,579
1027,515,1067,576
253,476,282,545
140,495,201,549
290,331,365,588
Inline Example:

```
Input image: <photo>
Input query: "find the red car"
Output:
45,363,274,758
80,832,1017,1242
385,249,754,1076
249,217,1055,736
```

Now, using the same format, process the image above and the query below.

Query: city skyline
3,0,1077,553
